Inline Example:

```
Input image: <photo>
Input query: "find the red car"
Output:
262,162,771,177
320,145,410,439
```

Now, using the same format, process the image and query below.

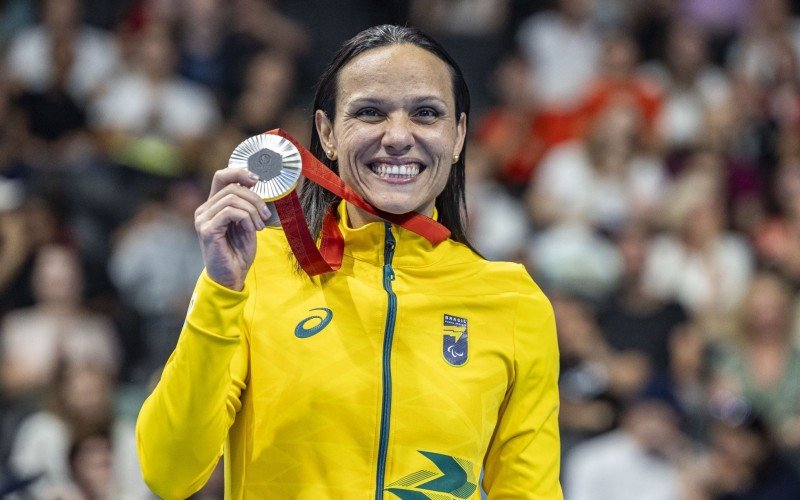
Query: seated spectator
565,396,690,500
196,49,306,182
464,142,529,262
474,55,578,192
578,30,663,147
688,402,800,499
643,174,753,337
527,223,623,301
598,223,689,382
8,364,148,499
754,158,800,284
0,244,120,400
228,50,299,137
89,23,220,177
515,0,601,111
528,102,668,232
710,269,800,451
4,0,120,105
13,28,94,171
554,294,651,453
108,180,204,381
645,21,731,156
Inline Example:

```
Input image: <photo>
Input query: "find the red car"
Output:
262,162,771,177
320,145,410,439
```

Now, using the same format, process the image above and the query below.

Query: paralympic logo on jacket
442,314,468,367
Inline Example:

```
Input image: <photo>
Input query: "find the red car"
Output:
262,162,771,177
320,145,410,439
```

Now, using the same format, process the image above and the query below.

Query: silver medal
227,134,302,201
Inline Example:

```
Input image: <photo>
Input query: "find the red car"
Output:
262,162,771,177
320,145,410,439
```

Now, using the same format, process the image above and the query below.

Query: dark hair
303,24,475,249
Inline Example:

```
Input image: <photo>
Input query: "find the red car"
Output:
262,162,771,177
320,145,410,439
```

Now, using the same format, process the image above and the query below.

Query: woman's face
316,44,467,217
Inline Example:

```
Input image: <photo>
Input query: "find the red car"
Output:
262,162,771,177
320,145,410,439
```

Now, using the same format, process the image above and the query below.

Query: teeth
370,163,421,178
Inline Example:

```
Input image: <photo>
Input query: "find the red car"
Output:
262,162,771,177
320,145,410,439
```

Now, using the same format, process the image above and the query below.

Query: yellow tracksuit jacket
136,201,561,499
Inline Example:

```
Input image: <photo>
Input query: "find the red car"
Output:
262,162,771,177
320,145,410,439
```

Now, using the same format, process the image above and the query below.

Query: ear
453,112,467,159
315,109,336,154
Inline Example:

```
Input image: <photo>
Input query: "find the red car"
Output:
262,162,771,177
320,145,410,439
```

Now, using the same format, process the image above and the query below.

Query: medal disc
228,134,302,201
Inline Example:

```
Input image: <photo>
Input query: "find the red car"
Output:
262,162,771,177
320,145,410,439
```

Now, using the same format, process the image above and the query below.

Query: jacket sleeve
135,270,251,499
482,283,562,499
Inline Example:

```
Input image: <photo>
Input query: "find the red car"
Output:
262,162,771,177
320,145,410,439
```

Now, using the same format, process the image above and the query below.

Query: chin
373,202,414,215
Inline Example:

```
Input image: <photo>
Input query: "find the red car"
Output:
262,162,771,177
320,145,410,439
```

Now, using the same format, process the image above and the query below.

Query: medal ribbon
266,129,451,276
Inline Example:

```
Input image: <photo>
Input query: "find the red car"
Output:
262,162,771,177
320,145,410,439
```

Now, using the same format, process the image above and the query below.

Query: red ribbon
266,129,451,276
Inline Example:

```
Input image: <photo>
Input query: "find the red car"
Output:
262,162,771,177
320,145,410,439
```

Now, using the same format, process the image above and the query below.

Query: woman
136,25,561,499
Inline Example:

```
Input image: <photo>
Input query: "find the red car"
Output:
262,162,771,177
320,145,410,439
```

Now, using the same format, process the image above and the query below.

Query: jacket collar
337,201,444,269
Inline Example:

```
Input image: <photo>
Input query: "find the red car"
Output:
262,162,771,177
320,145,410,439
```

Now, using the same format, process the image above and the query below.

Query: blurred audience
516,0,601,110
710,270,800,451
3,1,800,498
643,174,753,337
7,363,148,499
5,0,120,104
0,245,120,400
89,23,220,177
564,397,689,500
108,181,204,381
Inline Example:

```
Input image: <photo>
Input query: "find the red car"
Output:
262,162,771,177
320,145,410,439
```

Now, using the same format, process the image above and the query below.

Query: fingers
198,187,269,233
196,168,273,240
200,206,257,238
209,168,259,198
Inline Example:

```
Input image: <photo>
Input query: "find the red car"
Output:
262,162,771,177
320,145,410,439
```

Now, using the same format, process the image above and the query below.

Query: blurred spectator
687,404,800,499
683,0,753,64
643,174,753,337
0,195,60,314
515,0,601,110
631,0,679,62
89,23,220,177
528,102,668,231
197,49,306,192
755,159,800,282
710,270,800,451
729,0,800,89
474,54,577,191
464,141,528,261
409,0,510,114
108,181,204,380
229,50,300,137
68,431,115,500
598,223,689,382
12,28,95,171
0,179,29,307
645,21,731,155
527,223,623,301
555,294,651,453
7,364,149,499
0,244,120,400
5,0,120,105
216,0,309,104
564,397,689,500
578,30,663,146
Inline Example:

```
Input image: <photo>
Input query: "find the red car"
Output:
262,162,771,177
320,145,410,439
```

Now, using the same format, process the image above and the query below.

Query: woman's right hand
195,168,271,291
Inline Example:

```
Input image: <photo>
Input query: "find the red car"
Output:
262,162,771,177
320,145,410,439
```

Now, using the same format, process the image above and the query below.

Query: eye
413,107,440,124
356,107,384,122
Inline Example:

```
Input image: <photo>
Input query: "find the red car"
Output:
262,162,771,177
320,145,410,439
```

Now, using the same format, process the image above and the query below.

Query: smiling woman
135,25,561,500
315,43,466,222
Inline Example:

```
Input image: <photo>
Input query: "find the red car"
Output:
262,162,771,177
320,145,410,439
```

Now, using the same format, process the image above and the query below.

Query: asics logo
294,308,333,338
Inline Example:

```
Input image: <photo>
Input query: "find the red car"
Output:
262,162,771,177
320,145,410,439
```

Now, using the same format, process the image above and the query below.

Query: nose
381,114,414,154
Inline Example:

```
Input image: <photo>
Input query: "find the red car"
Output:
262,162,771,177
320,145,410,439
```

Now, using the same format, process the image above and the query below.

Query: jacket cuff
184,270,250,339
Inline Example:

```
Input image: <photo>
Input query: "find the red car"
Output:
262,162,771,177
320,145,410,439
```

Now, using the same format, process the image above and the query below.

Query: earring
452,154,459,164
326,149,337,160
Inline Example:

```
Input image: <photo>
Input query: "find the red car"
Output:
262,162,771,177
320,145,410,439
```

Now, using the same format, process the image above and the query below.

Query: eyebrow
346,96,449,107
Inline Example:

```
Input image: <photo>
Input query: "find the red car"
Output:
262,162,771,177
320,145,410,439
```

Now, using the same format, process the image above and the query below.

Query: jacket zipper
375,223,397,499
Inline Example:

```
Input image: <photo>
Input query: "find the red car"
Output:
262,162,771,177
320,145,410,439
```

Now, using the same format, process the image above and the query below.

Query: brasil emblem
443,314,468,367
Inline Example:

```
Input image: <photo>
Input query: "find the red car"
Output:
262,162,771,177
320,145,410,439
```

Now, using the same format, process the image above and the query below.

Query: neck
345,202,434,229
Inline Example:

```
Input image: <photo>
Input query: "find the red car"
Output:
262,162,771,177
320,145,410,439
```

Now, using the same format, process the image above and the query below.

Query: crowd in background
2,0,800,498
